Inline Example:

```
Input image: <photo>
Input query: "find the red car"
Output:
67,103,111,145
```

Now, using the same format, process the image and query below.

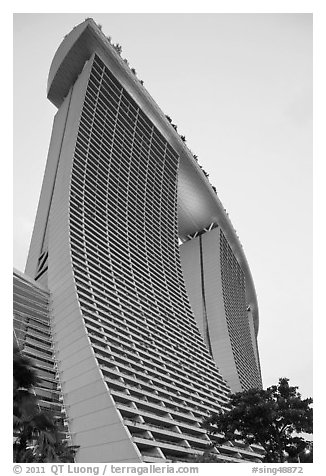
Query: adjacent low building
13,269,67,438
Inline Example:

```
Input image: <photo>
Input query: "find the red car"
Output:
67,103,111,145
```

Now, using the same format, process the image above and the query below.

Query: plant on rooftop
113,43,122,55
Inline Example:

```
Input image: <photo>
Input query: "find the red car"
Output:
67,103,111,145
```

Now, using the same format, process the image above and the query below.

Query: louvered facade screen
66,53,235,462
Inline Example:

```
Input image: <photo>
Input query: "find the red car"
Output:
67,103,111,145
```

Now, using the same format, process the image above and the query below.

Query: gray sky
13,13,312,398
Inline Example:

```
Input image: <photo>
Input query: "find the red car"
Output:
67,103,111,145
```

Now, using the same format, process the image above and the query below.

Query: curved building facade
24,19,262,462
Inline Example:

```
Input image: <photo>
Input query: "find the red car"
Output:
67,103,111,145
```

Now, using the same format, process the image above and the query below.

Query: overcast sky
13,13,312,398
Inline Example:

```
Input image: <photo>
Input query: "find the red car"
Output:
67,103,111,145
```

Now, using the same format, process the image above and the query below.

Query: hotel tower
19,18,263,462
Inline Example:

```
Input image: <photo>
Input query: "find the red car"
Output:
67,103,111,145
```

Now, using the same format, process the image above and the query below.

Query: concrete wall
25,91,72,279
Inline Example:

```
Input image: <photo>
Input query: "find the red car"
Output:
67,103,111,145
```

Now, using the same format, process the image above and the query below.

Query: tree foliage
204,378,313,463
13,346,79,462
190,450,227,463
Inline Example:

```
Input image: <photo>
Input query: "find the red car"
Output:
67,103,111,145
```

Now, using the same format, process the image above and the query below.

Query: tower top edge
47,18,105,107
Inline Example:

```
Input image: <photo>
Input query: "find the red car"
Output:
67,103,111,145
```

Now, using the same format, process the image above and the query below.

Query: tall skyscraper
22,18,263,462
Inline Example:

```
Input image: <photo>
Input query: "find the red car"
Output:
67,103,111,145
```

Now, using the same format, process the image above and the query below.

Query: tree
190,450,226,463
113,43,122,55
14,346,40,430
204,378,313,463
13,346,78,462
14,412,79,462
